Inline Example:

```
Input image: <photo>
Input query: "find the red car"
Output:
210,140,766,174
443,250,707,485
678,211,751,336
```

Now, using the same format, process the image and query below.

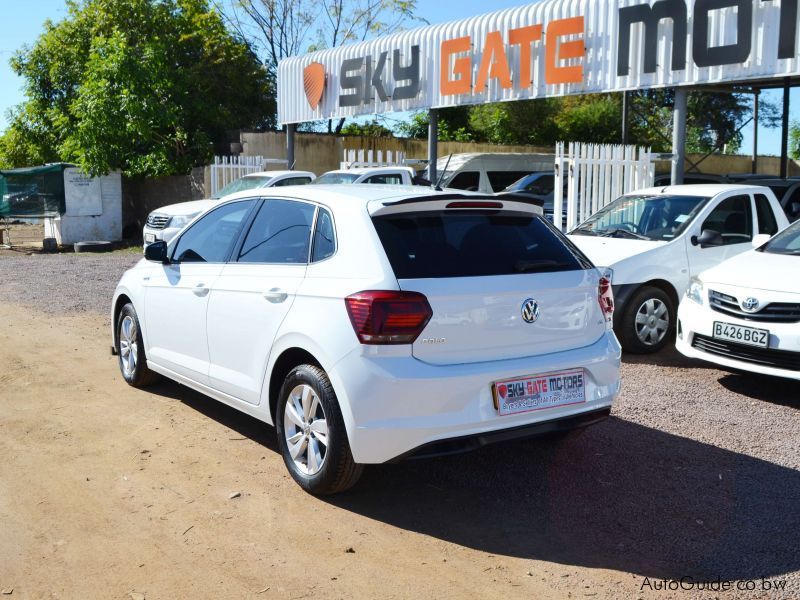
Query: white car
312,166,416,185
143,170,315,246
677,219,800,379
112,185,621,494
568,185,790,353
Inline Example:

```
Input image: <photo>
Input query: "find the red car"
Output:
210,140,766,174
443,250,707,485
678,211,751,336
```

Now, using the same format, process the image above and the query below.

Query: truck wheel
616,286,674,354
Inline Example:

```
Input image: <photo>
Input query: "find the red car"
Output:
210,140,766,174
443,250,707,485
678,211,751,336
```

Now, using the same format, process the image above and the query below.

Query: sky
0,0,797,158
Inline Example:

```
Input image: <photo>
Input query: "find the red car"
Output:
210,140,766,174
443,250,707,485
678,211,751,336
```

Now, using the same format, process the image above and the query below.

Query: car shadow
717,373,800,409
328,416,800,582
145,379,279,452
148,380,800,582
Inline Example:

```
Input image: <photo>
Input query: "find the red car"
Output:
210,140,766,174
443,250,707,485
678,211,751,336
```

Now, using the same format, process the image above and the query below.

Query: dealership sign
278,0,800,124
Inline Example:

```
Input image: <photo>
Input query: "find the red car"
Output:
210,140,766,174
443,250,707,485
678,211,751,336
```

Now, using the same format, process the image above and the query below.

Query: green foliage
399,91,766,155
339,119,393,137
0,0,275,177
790,121,800,160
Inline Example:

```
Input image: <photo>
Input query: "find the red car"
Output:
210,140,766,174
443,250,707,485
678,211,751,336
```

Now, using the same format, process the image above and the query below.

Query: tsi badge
741,297,760,313
521,298,540,324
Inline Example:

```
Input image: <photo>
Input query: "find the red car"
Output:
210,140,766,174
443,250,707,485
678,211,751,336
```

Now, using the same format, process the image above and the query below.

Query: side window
524,174,555,195
701,195,753,245
273,177,311,187
487,171,531,192
755,194,779,236
365,174,403,185
448,171,480,191
785,188,800,222
172,200,256,263
312,207,336,262
238,199,316,264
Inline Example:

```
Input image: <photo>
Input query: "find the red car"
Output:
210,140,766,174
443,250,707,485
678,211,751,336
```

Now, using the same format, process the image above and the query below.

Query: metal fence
554,142,655,231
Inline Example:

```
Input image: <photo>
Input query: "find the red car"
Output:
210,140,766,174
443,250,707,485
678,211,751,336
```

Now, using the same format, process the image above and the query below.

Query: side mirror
144,240,169,263
752,233,771,248
691,229,723,248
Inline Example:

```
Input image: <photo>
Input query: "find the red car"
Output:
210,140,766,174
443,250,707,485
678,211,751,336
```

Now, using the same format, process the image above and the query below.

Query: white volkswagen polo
111,186,621,494
677,219,800,380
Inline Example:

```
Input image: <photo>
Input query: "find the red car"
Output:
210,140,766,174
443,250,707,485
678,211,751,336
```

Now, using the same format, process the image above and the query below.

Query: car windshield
761,220,800,255
212,175,274,199
313,172,360,184
571,194,709,241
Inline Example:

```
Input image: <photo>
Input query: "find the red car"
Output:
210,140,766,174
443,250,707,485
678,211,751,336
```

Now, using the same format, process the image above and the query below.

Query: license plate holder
712,321,769,348
492,369,586,416
144,233,156,243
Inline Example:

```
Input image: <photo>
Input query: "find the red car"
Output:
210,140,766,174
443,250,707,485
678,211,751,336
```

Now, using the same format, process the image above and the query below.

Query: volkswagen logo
521,298,540,324
741,297,760,313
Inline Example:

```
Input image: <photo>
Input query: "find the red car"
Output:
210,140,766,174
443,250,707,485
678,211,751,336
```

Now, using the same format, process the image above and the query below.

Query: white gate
341,149,407,169
210,155,267,197
554,143,655,231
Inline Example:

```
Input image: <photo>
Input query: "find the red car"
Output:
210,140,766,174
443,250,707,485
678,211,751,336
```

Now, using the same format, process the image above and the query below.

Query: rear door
371,206,606,366
206,198,316,404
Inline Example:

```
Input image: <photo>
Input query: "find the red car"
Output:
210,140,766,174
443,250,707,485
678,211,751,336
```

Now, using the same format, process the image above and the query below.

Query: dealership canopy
278,0,800,124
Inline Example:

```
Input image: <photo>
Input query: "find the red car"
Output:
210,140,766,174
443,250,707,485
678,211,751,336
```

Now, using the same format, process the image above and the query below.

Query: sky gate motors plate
492,369,586,417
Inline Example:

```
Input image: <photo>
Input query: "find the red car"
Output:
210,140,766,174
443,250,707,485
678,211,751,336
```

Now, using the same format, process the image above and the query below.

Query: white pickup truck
313,166,417,185
568,184,790,353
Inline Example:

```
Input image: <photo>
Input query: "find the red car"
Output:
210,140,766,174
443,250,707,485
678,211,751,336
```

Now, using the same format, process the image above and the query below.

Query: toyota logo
741,297,760,313
521,298,540,323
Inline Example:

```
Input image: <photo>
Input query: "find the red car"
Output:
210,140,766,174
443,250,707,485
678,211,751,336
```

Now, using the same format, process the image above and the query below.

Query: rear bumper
394,407,611,461
328,331,621,463
676,299,800,380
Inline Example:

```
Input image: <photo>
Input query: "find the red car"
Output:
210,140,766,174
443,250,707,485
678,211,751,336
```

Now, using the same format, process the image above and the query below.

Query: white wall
45,171,122,244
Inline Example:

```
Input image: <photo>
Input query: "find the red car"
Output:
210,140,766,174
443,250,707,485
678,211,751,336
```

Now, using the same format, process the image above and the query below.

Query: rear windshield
373,210,590,279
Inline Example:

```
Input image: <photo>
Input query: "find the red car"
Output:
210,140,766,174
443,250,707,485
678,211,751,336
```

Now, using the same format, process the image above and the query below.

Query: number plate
144,233,156,243
492,369,586,416
712,321,769,348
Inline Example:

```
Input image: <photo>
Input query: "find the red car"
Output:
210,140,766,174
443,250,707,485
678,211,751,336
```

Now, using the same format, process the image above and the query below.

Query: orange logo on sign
303,62,326,110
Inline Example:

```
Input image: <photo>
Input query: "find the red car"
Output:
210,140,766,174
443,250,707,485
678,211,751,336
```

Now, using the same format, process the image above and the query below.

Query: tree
218,0,423,131
339,119,393,137
0,0,275,177
398,91,776,157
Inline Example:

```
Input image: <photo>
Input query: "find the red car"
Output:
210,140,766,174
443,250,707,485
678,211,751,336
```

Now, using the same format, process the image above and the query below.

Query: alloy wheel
119,315,138,377
283,384,328,476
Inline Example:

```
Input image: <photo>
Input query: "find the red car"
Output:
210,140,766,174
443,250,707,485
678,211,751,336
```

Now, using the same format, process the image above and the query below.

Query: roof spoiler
383,192,545,208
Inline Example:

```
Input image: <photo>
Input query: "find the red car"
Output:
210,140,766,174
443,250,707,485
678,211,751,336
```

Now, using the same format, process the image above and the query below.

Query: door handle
263,288,289,303
192,283,210,297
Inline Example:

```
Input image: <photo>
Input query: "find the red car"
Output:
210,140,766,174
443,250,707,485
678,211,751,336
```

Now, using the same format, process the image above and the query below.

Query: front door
687,193,755,278
144,200,257,384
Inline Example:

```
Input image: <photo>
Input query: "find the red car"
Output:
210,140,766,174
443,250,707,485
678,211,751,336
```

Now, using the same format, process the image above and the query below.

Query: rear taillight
598,276,614,322
345,291,433,345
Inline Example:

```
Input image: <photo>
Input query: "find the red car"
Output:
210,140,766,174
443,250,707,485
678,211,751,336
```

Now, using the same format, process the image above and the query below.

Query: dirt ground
1,286,799,598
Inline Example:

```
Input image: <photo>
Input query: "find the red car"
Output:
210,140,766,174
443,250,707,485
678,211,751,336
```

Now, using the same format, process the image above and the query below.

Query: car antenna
434,154,452,191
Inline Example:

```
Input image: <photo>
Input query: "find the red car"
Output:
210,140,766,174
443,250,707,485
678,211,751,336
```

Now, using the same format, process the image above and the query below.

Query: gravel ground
1,251,799,598
0,251,140,319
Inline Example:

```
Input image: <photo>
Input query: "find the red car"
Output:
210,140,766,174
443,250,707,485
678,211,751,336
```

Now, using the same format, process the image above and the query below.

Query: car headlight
686,278,704,305
168,214,196,229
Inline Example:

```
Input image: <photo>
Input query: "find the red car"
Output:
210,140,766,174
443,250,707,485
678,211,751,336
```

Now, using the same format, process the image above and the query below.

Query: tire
276,364,363,495
615,286,675,354
116,303,160,387
74,240,114,253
